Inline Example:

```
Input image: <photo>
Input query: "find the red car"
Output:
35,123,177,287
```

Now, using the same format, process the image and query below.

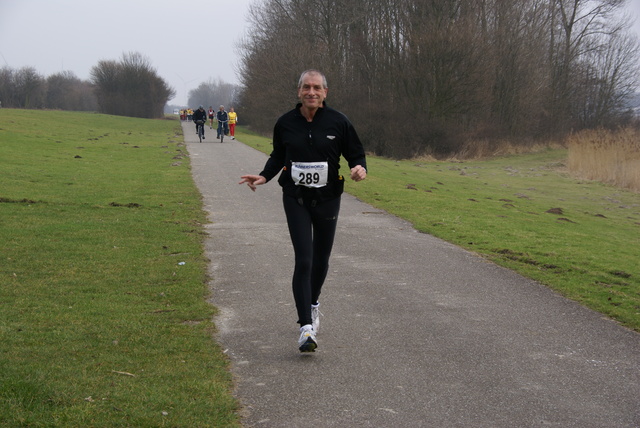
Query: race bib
291,161,329,188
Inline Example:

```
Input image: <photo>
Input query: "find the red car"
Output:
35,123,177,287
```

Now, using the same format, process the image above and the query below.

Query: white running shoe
311,304,322,333
298,324,317,352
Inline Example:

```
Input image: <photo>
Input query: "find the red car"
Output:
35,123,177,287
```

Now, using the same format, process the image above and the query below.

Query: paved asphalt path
182,123,639,427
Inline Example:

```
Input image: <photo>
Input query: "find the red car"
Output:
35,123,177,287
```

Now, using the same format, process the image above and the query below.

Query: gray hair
297,69,328,89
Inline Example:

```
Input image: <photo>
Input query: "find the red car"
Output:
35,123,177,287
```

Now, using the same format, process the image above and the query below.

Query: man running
239,69,367,352
208,106,215,129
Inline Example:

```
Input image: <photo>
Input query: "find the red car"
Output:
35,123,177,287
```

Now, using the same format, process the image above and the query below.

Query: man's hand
239,175,267,191
350,165,367,182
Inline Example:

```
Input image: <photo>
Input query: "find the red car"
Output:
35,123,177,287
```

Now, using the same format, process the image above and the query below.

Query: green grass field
1,110,638,426
1,110,239,427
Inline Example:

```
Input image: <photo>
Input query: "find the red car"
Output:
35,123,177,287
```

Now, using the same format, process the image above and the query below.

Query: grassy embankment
1,109,240,427
238,127,640,332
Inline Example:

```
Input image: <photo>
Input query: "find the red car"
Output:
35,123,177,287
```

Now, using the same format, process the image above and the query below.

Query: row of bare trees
237,0,639,158
0,52,174,119
188,78,240,110
0,67,96,111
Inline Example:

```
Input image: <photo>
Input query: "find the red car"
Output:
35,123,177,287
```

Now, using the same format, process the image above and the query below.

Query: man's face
298,73,327,110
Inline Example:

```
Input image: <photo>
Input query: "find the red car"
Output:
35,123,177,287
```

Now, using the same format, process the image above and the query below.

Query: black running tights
283,194,341,326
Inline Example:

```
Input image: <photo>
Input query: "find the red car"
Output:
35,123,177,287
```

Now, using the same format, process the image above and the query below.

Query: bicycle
195,119,205,143
217,120,228,143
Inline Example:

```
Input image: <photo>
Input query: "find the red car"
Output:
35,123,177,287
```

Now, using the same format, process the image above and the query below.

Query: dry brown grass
567,127,640,192
449,138,565,161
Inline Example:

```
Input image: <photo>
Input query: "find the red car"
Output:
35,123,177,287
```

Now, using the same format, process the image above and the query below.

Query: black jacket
192,108,207,122
216,110,228,121
260,103,367,201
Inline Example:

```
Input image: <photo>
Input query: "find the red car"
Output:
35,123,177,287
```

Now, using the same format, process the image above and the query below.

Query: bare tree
574,31,639,127
46,71,97,111
0,67,16,107
90,52,175,118
16,67,46,109
546,0,629,132
0,66,46,108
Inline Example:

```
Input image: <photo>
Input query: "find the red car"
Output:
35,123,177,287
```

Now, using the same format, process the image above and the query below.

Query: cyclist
216,105,228,139
193,106,207,139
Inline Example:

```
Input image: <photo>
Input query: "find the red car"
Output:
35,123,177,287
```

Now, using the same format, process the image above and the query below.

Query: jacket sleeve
342,120,367,171
258,123,286,182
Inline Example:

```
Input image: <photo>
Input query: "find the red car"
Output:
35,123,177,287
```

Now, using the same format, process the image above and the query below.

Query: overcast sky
0,0,255,106
0,0,638,107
